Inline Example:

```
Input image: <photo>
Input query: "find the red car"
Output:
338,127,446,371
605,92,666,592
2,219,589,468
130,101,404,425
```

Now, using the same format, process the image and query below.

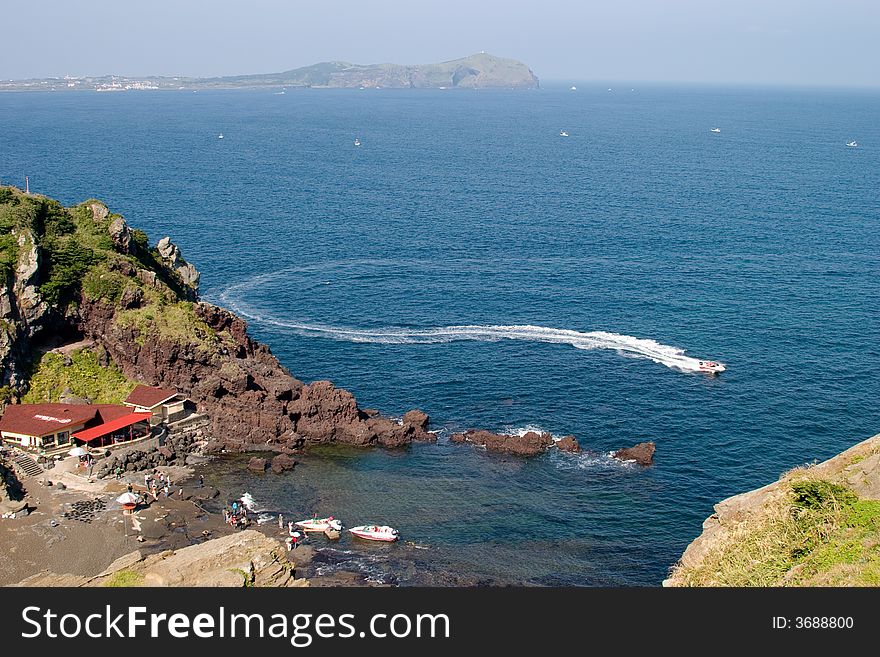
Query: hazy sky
3,0,878,87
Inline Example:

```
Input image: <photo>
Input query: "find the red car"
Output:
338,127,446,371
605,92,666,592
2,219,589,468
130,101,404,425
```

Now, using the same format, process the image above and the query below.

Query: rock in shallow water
612,441,655,466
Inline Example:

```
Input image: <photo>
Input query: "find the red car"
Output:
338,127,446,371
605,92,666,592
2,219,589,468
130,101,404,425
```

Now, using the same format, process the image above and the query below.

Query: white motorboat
295,516,342,532
354,138,361,146
697,360,726,374
559,131,569,137
846,141,858,147
570,86,577,91
349,525,399,542
218,133,224,139
710,127,721,133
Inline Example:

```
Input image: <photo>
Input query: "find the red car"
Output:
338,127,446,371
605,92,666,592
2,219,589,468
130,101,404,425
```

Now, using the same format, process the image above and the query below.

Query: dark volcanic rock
556,435,580,453
247,457,268,473
450,430,554,456
271,453,296,474
613,442,655,466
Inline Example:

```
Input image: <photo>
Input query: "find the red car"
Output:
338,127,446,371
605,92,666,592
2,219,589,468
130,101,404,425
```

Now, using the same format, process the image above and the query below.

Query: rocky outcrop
556,435,580,453
16,530,307,587
450,430,554,456
157,236,200,296
0,459,28,515
664,433,880,587
612,442,655,466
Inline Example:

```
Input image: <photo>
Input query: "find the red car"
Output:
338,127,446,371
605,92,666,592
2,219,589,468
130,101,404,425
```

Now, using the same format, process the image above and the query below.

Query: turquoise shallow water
2,85,879,584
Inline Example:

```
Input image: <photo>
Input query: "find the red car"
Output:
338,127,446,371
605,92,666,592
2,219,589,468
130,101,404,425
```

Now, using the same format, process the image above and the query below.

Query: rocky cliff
17,530,306,587
0,186,432,451
665,433,880,587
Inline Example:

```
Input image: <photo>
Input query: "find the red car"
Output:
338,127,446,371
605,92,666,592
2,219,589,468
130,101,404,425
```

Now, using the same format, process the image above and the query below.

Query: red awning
71,412,152,443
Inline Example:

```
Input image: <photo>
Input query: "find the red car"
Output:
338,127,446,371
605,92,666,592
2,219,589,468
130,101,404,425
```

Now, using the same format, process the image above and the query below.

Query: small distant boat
559,131,569,137
570,86,577,91
846,140,858,147
218,133,224,139
295,516,342,532
354,138,361,147
698,360,726,374
710,128,721,133
349,525,399,542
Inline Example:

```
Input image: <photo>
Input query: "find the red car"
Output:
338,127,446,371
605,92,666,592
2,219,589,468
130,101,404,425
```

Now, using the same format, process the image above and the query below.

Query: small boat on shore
349,525,399,542
295,516,342,532
697,360,725,374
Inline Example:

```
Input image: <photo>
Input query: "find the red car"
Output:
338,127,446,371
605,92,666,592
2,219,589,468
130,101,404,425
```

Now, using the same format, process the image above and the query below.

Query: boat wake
217,268,720,374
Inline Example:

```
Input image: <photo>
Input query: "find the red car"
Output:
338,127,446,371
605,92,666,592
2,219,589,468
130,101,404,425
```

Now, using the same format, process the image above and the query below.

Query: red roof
124,385,178,409
71,412,152,442
0,404,99,437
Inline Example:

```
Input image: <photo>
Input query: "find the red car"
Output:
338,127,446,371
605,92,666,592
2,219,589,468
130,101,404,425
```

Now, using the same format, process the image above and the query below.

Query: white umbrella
68,446,87,457
116,492,139,506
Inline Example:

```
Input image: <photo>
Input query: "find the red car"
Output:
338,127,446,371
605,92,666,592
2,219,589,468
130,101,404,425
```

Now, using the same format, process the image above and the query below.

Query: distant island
0,53,539,93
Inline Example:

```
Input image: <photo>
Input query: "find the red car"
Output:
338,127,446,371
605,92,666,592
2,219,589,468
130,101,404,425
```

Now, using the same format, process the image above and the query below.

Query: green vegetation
103,569,144,587
674,476,880,586
22,348,136,404
117,301,217,349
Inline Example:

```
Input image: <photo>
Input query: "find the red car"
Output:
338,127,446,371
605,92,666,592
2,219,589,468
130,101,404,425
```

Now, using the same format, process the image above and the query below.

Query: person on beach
278,514,283,529
198,474,204,488
145,473,151,488
127,483,133,493
115,466,122,480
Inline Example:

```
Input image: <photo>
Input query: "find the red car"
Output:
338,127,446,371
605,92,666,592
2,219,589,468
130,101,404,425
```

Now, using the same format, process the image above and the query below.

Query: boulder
271,453,296,474
613,442,655,466
556,435,580,453
247,457,268,473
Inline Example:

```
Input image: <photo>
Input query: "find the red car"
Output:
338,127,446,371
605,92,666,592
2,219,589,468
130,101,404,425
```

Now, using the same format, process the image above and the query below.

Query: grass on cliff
116,300,218,349
22,348,136,404
103,569,144,587
673,476,880,586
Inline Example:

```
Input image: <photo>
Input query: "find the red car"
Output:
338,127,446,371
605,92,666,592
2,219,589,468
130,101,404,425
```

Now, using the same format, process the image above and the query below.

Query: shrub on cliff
22,348,135,404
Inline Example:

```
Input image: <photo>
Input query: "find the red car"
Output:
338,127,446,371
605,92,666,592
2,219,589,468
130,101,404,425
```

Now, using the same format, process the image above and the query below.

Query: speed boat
354,138,361,147
846,141,858,147
559,130,569,137
710,127,721,133
295,516,342,532
697,360,726,374
349,525,399,542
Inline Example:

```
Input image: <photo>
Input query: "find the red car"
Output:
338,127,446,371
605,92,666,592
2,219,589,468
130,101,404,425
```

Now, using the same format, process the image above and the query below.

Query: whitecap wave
217,267,721,374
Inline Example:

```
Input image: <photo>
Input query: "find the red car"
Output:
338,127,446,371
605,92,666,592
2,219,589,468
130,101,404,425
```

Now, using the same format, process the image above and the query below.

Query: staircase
13,454,43,477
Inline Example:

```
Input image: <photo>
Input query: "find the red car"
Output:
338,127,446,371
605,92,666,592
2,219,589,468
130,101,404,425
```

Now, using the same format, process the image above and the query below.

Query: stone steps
13,454,43,477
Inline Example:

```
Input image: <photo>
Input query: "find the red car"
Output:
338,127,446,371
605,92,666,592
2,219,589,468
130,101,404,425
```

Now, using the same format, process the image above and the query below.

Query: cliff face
665,433,880,587
0,186,432,450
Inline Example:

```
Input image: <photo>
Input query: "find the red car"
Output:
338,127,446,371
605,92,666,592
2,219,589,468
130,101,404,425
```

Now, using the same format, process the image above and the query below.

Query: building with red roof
123,385,191,425
0,403,151,452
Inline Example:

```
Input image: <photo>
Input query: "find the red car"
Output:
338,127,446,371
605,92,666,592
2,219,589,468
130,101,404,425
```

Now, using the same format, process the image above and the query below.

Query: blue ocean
2,85,878,585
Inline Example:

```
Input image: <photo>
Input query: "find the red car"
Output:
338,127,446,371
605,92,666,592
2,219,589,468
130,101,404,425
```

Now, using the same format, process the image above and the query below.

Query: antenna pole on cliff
25,176,29,194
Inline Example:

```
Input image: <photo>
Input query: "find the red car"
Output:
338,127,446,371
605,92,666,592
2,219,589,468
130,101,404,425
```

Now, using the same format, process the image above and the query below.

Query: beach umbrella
116,492,139,506
68,446,87,457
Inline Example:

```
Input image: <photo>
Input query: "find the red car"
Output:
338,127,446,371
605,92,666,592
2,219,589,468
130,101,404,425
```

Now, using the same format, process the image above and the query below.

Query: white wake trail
216,265,722,374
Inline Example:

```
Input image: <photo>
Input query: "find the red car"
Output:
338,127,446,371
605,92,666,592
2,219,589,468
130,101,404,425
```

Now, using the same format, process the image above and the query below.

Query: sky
2,0,879,87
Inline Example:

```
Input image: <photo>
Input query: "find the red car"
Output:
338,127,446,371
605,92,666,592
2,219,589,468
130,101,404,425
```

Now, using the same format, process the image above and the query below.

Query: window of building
40,434,55,447
56,431,70,445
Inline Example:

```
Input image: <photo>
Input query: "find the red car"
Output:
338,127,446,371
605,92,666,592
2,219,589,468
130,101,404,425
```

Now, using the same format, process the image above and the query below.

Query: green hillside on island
666,433,880,586
0,53,539,92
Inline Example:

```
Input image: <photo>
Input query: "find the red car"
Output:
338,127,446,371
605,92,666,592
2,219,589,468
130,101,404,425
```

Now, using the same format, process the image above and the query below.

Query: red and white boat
697,360,726,374
295,516,342,532
349,525,399,542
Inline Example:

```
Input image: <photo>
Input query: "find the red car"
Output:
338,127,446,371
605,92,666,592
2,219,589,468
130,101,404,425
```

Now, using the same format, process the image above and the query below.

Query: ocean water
2,85,879,585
